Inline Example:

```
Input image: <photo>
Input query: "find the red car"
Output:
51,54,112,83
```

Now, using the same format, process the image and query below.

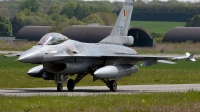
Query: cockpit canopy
38,33,68,45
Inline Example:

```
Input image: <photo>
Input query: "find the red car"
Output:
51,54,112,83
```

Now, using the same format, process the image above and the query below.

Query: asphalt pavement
0,84,200,97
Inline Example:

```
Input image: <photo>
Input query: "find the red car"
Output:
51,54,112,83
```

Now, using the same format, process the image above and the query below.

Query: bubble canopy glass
38,33,68,45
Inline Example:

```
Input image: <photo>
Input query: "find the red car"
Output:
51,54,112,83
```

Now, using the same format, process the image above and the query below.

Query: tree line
0,0,118,37
132,5,200,22
2,0,200,22
1,0,200,37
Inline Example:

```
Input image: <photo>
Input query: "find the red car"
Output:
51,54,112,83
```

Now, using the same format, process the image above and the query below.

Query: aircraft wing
101,54,172,60
53,52,174,59
4,53,21,58
53,52,195,66
101,52,196,66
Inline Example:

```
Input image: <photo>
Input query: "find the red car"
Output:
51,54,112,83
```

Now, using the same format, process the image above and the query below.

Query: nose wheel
57,83,63,92
54,74,67,92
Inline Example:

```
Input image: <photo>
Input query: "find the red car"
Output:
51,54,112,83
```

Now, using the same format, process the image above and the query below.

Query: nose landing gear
54,74,67,92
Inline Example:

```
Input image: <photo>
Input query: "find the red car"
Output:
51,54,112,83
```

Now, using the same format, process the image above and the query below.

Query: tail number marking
118,26,123,35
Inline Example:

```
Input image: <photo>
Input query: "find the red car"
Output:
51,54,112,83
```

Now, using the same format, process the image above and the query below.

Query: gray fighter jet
6,0,195,92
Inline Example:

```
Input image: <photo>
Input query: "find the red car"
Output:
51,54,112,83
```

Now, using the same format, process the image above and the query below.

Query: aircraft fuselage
18,39,139,76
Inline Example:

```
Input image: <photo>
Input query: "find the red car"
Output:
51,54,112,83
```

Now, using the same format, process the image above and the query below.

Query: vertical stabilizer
100,0,134,44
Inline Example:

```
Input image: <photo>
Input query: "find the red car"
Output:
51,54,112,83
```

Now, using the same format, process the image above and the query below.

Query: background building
162,27,200,43
16,25,153,47
16,26,51,41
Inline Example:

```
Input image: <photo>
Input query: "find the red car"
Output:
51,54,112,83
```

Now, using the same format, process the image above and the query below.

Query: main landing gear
110,80,117,92
89,66,118,92
67,73,87,91
100,79,117,92
67,79,75,91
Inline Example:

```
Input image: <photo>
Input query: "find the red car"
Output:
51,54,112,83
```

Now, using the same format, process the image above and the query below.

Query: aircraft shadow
4,88,160,94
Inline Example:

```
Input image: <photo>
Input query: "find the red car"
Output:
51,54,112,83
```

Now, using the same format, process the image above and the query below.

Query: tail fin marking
99,0,134,45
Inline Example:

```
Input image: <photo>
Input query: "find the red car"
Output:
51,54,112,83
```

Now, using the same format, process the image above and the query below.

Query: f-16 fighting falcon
5,0,195,92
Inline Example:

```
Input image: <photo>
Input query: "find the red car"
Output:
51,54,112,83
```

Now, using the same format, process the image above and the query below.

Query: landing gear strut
67,73,87,91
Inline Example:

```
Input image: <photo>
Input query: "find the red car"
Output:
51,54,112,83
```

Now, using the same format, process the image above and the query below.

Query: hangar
16,26,153,47
16,26,51,41
162,27,200,43
61,26,153,47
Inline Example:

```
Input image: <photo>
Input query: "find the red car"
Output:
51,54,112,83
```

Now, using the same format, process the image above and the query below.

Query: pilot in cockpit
38,33,68,45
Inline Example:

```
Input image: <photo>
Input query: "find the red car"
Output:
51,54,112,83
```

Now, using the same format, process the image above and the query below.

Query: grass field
0,91,200,112
0,41,36,51
134,42,200,54
130,21,185,33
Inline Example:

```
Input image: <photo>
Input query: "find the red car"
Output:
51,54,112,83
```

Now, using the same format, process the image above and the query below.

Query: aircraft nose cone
18,48,43,63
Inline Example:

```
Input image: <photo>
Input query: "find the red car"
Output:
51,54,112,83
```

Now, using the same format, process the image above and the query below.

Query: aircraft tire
57,83,63,92
67,79,75,91
110,80,117,92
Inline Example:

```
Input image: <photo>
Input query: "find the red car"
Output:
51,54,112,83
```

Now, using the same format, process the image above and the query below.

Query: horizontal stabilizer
4,53,21,58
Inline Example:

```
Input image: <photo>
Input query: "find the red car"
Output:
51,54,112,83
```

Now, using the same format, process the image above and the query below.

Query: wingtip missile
171,52,196,62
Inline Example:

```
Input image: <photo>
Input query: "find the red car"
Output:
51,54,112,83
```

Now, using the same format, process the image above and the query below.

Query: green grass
0,91,200,112
134,42,200,54
0,41,36,51
130,21,185,33
0,55,200,88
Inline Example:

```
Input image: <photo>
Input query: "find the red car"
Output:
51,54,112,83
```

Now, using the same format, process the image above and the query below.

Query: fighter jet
6,0,195,92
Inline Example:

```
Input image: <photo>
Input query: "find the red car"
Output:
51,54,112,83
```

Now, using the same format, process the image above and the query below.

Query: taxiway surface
0,84,200,96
